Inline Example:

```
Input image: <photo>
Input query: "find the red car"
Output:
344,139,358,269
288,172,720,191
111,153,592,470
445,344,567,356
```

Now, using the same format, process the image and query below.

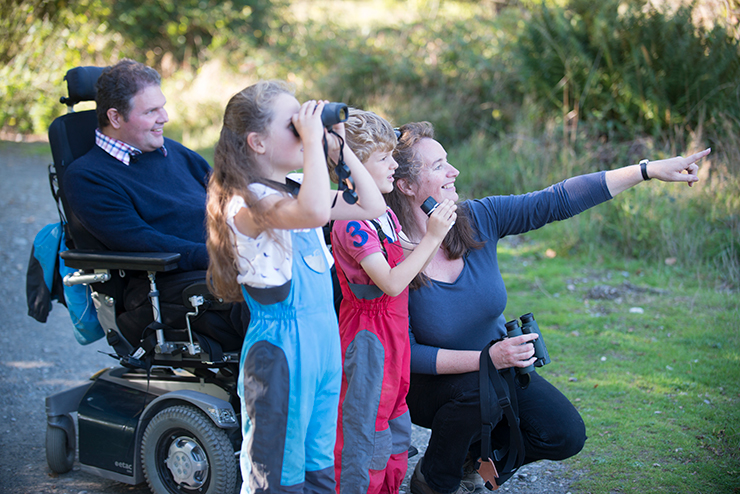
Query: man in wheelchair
62,59,247,354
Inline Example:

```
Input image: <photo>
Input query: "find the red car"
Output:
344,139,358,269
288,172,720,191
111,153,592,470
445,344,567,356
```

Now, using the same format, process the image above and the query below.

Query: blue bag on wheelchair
26,222,105,345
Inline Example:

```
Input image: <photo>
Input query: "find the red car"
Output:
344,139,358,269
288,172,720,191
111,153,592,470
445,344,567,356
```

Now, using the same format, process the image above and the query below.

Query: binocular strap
479,341,527,486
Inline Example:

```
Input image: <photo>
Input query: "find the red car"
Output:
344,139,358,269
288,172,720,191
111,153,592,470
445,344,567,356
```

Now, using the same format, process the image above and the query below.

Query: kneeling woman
385,121,709,494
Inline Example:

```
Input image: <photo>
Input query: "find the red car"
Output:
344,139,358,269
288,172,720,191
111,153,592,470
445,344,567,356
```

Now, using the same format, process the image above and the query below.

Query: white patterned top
225,179,332,288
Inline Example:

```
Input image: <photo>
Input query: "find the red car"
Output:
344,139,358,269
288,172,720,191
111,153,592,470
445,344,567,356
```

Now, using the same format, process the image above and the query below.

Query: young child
206,82,386,494
331,110,456,493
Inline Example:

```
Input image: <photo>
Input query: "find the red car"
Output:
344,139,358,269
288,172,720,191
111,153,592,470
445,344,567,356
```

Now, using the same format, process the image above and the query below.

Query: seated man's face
118,84,169,153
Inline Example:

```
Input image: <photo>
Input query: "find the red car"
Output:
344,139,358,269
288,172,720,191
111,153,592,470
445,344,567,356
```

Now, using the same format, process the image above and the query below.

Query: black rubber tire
46,424,75,473
141,404,237,494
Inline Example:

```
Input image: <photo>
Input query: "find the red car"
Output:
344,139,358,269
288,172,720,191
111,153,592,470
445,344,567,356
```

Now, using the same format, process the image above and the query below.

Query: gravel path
0,140,578,494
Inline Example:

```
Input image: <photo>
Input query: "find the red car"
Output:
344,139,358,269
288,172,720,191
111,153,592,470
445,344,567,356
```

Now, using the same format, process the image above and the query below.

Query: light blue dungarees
238,228,341,494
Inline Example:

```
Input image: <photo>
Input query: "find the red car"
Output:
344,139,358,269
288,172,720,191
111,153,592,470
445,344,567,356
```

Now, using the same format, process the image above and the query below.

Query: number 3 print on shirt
346,221,368,248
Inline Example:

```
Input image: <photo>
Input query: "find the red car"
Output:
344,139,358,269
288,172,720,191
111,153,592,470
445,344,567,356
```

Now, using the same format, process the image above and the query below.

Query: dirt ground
0,140,576,494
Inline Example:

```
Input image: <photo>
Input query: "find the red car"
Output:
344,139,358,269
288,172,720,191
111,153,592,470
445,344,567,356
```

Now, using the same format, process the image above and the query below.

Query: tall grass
448,106,739,290
274,0,739,291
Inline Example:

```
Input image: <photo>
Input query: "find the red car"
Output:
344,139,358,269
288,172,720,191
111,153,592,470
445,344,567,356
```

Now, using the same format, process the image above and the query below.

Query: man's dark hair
95,58,161,129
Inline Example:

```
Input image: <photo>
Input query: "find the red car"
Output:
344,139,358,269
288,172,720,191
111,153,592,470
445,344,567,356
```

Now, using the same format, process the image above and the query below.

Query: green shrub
517,0,740,156
270,11,523,145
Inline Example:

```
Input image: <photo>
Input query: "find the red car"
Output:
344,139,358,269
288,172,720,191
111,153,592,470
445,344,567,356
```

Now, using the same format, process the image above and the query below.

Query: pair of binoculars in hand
505,312,551,376
289,102,348,138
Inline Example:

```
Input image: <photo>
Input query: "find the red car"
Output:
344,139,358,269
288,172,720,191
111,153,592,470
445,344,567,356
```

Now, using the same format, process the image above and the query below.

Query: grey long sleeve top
408,172,612,375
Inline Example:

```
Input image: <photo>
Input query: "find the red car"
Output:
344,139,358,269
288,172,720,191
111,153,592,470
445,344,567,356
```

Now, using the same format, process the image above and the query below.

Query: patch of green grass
498,236,740,493
0,140,51,159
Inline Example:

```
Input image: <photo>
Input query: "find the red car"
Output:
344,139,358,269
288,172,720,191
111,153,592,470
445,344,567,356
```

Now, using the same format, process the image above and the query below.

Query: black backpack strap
479,340,527,484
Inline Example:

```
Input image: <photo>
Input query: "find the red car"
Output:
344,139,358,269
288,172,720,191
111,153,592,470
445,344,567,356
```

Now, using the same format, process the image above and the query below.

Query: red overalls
332,219,412,494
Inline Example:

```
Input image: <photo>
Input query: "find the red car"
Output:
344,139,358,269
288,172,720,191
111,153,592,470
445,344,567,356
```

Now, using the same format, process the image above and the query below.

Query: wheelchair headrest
60,66,106,107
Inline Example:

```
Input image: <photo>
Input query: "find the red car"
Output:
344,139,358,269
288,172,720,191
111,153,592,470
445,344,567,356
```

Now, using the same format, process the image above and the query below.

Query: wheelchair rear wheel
141,404,238,494
46,423,75,473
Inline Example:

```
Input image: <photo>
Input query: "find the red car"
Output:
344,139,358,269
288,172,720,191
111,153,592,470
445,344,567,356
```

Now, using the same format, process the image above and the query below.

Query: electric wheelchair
40,66,243,494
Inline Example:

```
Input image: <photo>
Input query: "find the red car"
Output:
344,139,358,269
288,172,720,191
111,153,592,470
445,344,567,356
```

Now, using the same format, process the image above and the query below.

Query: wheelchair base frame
46,365,241,487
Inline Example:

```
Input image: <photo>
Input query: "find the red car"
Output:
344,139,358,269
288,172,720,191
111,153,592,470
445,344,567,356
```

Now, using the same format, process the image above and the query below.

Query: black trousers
406,370,586,493
117,270,248,352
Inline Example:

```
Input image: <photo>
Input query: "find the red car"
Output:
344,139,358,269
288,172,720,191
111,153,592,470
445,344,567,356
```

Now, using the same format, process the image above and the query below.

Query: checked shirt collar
95,128,168,165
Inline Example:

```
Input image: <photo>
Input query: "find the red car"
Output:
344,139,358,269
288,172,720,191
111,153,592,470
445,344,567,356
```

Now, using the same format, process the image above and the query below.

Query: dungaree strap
342,215,399,301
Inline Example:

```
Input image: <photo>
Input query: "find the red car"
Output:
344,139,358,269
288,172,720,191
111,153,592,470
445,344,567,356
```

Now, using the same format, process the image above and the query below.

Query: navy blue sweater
408,172,612,374
63,138,211,271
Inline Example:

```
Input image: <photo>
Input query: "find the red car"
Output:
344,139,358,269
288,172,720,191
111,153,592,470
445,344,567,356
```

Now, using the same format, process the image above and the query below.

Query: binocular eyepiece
505,312,551,376
420,196,439,216
290,102,348,138
321,102,348,128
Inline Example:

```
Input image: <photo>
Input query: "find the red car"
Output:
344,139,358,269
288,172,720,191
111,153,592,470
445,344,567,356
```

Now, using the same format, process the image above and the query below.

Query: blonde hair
327,108,397,182
344,108,397,163
206,80,294,302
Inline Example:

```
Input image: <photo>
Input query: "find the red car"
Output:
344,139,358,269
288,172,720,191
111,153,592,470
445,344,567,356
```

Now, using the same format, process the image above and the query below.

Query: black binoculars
505,312,551,375
290,102,348,137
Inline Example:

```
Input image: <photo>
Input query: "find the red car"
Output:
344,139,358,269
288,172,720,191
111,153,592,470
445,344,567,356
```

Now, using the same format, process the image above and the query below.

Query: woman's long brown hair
385,121,484,289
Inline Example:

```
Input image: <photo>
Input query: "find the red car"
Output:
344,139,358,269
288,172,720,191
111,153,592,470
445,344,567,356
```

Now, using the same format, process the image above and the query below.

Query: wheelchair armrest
60,250,181,272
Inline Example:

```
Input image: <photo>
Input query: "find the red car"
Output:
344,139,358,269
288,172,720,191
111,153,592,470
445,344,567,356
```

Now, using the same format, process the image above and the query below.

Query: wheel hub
165,436,209,489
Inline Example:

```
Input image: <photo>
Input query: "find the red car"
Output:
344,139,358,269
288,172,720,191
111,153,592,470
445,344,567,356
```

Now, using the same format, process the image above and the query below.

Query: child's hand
292,100,326,144
426,199,456,241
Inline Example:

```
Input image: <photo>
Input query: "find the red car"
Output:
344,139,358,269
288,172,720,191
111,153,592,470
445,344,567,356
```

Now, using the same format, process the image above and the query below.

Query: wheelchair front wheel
141,404,237,494
46,423,75,473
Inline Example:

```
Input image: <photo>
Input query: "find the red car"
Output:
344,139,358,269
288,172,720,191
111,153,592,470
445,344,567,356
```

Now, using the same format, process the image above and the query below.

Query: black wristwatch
639,159,651,181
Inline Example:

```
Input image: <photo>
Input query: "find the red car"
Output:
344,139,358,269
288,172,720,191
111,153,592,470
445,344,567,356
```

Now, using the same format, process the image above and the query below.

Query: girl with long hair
206,81,385,493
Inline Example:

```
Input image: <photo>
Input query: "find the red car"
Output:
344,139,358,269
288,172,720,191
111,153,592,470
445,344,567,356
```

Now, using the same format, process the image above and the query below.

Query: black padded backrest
49,110,98,173
50,66,106,172
48,66,127,315
49,111,108,252
48,66,108,252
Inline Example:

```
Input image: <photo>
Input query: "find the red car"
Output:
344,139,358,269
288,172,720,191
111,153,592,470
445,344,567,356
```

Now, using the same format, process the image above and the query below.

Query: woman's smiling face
411,137,460,205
